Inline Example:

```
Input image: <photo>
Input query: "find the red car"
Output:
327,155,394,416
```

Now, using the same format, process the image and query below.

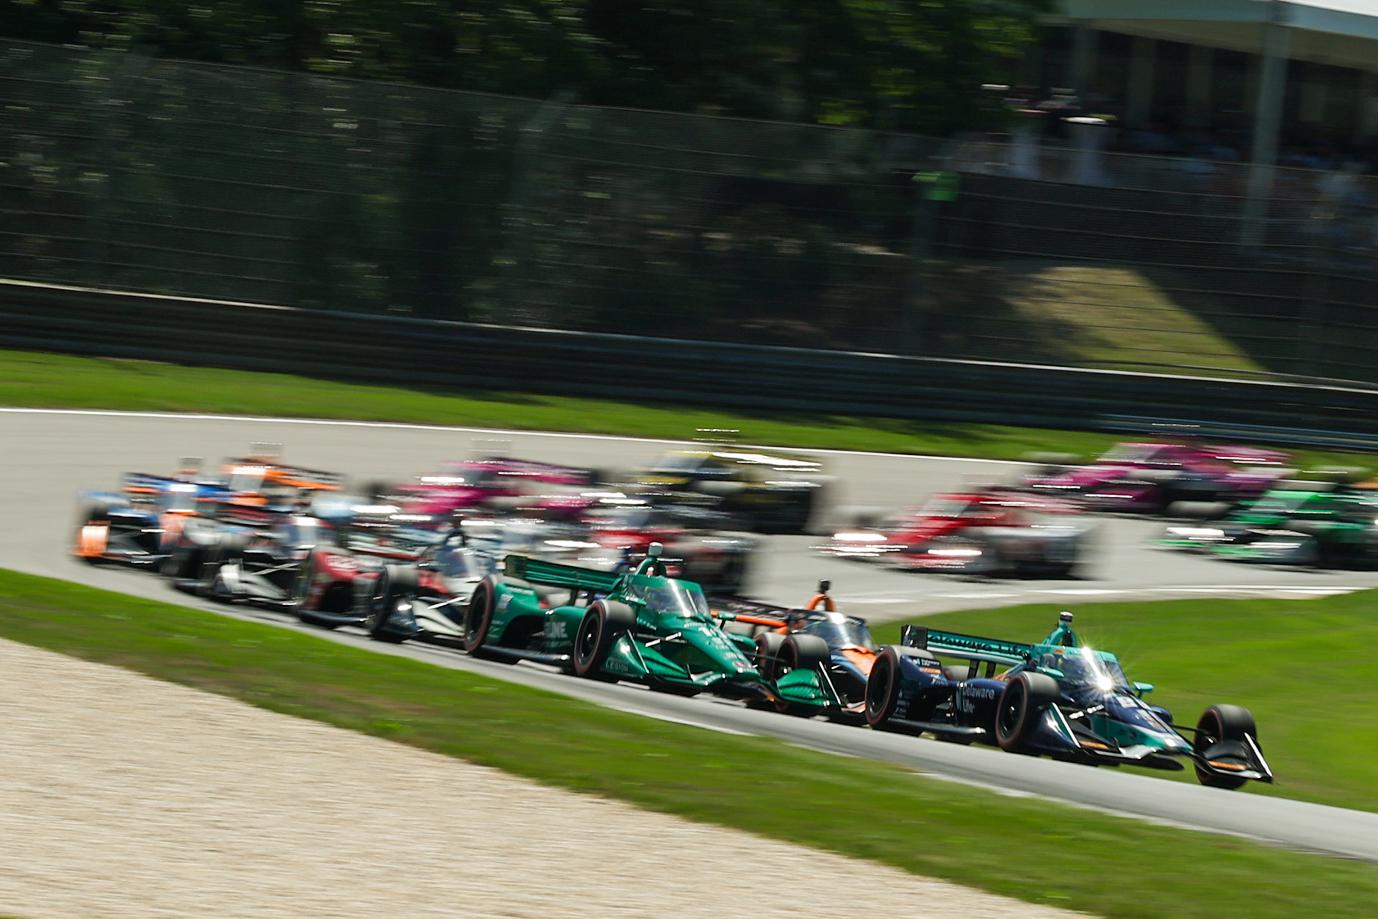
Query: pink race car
1024,442,1290,515
370,457,599,518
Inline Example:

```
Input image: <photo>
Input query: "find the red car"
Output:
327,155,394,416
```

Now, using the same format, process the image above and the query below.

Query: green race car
460,545,771,699
1160,484,1378,568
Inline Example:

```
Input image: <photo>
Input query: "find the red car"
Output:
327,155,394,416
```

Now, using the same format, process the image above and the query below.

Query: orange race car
715,580,883,718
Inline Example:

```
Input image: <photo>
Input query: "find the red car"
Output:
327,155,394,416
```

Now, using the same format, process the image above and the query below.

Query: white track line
0,407,1032,465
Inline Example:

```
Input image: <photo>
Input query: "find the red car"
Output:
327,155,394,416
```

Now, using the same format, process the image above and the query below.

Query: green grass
3,569,1378,918
0,347,1373,471
875,591,1378,813
1002,264,1268,376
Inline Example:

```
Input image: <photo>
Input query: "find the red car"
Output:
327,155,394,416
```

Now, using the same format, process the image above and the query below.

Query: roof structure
1056,0,1378,70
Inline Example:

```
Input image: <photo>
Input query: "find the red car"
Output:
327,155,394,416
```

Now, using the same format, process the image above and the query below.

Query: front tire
864,647,904,728
572,599,636,678
755,632,785,681
1193,704,1257,790
366,565,418,643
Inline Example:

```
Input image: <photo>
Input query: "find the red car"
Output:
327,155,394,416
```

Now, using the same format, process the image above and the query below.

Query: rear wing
121,471,183,495
503,555,621,593
901,624,1032,667
222,458,346,491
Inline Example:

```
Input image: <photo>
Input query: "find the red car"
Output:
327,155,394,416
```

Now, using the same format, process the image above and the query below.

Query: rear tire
1193,704,1257,790
572,599,636,678
995,672,1060,752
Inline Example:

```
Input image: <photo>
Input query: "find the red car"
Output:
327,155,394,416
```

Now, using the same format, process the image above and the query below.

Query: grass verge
0,347,1372,469
3,568,1378,919
875,591,1378,813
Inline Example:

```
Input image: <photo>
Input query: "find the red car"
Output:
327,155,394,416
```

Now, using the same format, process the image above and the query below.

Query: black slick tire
1193,704,1257,790
367,565,418,643
572,599,635,679
995,671,1060,752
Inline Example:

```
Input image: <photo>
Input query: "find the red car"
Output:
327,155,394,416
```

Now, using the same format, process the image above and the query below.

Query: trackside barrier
3,280,1378,451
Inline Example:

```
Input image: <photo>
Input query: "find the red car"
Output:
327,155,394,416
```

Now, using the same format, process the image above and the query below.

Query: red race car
822,489,1090,578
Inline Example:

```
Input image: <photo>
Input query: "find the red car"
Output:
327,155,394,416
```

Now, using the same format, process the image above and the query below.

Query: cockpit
627,577,710,618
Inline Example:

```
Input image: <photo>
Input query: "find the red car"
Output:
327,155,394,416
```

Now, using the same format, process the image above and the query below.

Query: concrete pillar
1068,25,1096,95
1186,45,1214,129
1126,36,1156,128
1241,21,1292,247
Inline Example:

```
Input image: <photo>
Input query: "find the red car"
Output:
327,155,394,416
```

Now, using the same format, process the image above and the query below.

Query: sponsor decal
497,594,512,612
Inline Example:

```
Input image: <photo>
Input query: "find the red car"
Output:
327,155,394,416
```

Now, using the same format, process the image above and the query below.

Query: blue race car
863,611,1273,789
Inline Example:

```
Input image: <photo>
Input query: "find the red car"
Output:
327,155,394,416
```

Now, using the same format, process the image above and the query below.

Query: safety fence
5,280,1378,452
4,38,1378,386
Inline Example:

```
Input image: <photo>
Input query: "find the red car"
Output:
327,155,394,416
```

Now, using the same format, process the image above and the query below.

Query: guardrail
3,279,1378,452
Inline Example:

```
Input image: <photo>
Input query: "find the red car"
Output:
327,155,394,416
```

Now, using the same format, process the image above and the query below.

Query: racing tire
1193,704,1258,790
995,672,1060,753
162,536,204,585
864,647,904,729
779,634,830,674
462,576,501,657
200,533,249,600
366,565,419,643
755,632,786,681
572,599,636,679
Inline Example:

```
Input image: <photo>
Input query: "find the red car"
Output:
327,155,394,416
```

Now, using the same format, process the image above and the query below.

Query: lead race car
863,612,1272,789
1159,481,1378,569
442,544,773,699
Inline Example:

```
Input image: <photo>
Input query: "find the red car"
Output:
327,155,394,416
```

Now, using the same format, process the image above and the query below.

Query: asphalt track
5,407,1378,860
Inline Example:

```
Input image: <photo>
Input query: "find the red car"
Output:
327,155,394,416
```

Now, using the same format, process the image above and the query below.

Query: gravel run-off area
0,637,1085,919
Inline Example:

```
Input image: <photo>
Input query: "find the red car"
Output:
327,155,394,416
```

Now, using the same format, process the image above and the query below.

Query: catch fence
4,38,1378,385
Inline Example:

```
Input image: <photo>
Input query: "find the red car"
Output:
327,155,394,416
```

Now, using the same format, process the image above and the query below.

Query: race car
624,447,830,533
218,443,346,501
161,503,335,605
1025,441,1289,516
324,518,493,642
370,456,598,518
863,611,1272,789
73,461,229,567
716,580,883,718
823,490,1089,577
1159,482,1378,568
449,544,772,699
461,495,755,594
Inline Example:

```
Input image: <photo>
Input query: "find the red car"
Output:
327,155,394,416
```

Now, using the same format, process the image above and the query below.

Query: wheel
755,632,785,680
779,634,829,674
1193,704,1258,790
864,647,903,728
366,565,419,643
572,599,636,678
161,535,204,585
293,548,321,612
199,533,248,599
995,671,1060,752
462,576,499,655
